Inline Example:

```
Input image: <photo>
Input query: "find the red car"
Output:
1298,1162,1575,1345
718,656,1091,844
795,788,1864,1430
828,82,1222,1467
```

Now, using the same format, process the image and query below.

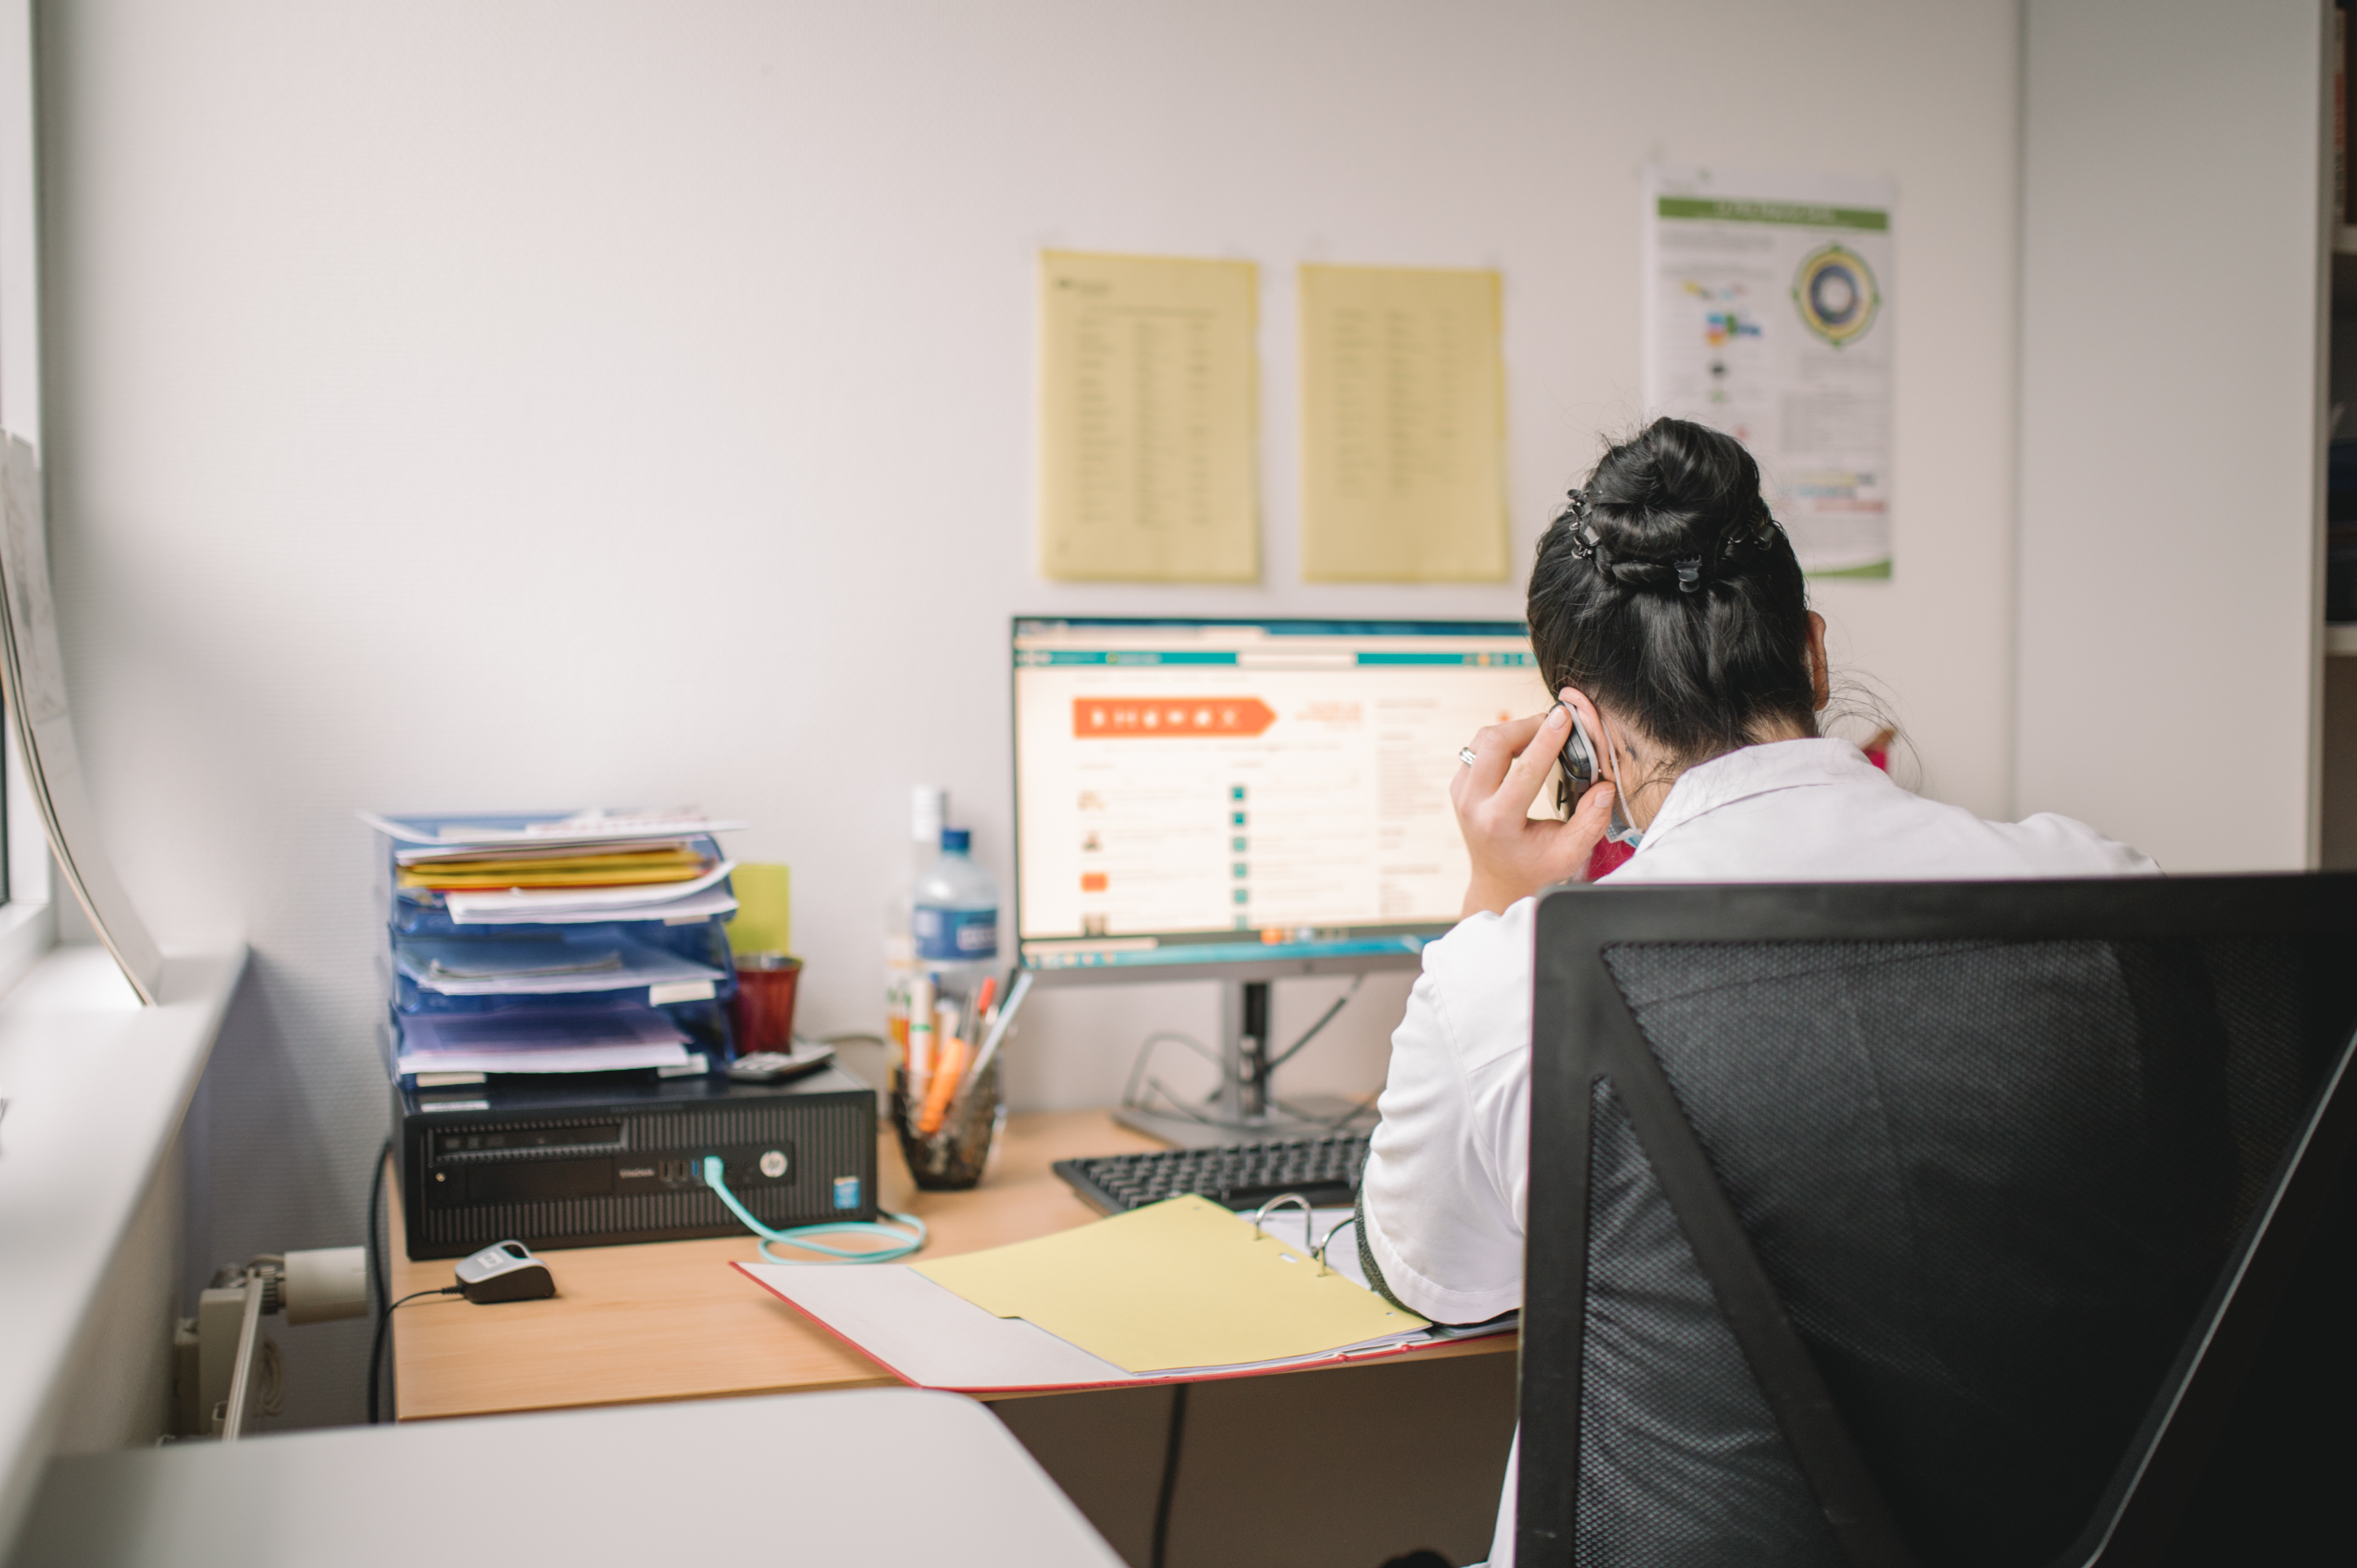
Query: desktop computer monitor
1010,617,1548,1139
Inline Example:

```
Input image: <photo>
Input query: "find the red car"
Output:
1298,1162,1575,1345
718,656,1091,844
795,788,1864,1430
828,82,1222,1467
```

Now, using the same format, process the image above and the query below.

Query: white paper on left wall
0,434,164,1002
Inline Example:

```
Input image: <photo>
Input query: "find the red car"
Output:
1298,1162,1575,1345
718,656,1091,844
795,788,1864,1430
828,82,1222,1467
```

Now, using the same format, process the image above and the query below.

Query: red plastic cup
729,953,802,1055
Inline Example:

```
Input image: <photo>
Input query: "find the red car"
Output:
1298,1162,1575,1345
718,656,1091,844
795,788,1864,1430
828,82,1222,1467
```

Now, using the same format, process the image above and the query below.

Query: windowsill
0,939,246,1553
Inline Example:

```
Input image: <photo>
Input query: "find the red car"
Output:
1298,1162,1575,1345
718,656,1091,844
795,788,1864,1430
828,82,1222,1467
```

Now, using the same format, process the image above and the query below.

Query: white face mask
1601,732,1644,849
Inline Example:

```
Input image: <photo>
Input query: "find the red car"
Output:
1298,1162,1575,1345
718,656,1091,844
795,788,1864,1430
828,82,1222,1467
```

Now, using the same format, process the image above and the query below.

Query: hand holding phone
1450,691,1620,919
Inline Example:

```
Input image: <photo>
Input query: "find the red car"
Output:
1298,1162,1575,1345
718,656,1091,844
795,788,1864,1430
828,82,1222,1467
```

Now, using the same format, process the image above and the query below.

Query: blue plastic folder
390,934,727,1013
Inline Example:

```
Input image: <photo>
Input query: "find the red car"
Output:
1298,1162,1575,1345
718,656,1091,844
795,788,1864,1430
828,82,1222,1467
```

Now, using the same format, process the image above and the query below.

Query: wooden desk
387,1108,1509,1422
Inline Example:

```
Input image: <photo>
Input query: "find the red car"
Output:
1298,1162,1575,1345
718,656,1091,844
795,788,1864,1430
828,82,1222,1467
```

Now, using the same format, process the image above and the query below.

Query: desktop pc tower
394,1067,878,1259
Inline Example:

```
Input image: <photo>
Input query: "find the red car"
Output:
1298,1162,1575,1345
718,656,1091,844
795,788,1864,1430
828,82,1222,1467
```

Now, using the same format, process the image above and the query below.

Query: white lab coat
1357,738,2157,1566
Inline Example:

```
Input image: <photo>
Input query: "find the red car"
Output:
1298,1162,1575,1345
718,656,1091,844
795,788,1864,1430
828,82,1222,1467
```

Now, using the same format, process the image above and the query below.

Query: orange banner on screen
1072,698,1277,738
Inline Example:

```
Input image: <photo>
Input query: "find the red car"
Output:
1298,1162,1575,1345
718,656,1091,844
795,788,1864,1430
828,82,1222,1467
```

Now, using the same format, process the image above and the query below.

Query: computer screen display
1013,617,1548,974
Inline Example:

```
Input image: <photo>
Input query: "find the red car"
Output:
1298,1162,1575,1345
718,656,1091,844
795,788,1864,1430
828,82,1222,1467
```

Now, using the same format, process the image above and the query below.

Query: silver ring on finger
1457,747,1479,767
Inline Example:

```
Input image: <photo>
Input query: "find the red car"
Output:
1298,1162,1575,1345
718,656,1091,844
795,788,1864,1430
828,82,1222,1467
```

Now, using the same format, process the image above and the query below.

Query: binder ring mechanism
1247,1193,1359,1277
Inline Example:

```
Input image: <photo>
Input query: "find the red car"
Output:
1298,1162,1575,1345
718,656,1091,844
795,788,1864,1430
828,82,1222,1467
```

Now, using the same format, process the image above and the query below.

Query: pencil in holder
893,1053,1004,1191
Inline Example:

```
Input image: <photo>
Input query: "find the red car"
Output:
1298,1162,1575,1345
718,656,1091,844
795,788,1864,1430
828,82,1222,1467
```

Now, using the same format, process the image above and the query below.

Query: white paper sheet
359,809,744,848
446,885,741,926
396,1041,695,1075
751,1264,1138,1390
394,1006,692,1075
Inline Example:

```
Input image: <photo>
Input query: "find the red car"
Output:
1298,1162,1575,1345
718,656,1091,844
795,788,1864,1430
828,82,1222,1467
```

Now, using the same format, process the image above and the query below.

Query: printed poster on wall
1036,250,1261,583
1297,262,1508,583
1643,168,1894,578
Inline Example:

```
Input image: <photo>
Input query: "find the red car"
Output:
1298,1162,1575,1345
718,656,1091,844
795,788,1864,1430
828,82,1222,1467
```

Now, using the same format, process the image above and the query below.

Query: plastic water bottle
911,827,999,969
887,787,948,952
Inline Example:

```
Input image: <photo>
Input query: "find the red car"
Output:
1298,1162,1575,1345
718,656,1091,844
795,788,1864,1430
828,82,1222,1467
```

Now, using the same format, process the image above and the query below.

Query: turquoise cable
700,1156,926,1264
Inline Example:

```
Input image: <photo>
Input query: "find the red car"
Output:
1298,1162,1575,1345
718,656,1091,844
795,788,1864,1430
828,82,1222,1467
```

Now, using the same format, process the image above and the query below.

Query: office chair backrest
1520,877,2357,1568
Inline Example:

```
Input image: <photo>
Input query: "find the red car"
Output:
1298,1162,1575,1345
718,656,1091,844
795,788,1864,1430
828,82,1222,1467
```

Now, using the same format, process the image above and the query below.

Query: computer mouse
453,1240,555,1303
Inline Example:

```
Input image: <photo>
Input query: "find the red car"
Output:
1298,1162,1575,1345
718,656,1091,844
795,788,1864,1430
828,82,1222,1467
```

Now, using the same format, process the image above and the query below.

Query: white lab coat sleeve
2009,814,2162,876
1359,904,1533,1327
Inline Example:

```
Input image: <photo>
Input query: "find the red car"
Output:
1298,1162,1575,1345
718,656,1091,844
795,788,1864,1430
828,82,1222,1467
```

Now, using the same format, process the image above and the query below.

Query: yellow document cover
913,1195,1427,1374
396,853,709,890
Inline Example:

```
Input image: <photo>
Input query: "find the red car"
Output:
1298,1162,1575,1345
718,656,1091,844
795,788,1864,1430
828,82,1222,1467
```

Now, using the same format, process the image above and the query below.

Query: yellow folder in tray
397,851,709,889
913,1195,1428,1374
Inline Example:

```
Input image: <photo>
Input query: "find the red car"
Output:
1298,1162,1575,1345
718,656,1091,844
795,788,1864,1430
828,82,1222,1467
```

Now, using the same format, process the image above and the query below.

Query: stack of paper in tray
364,809,746,1084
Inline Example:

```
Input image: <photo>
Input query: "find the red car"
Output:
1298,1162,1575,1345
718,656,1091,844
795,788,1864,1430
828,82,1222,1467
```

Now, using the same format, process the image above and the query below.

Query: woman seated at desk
1354,416,2154,1566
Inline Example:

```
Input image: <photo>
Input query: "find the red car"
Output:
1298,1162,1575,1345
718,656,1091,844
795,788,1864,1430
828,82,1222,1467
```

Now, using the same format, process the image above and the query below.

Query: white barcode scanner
453,1240,555,1304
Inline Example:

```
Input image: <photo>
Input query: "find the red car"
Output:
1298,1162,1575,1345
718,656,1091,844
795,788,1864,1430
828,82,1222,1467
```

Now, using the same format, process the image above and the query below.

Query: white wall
2018,0,2329,870
35,0,2025,1424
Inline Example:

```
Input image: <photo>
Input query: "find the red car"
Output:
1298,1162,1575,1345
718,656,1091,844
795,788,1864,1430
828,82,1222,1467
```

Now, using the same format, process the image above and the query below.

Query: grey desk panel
10,1388,1120,1568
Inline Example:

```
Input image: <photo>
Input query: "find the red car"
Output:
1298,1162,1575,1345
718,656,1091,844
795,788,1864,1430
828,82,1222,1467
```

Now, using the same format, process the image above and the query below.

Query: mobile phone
1560,704,1644,845
1556,705,1600,817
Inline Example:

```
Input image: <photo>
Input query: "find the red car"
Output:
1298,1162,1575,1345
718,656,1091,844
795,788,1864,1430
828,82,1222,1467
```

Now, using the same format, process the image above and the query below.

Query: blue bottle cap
940,827,971,852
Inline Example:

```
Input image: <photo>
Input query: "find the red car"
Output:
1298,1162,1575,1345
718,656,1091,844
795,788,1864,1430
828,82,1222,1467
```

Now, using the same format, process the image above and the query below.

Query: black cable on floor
364,1136,391,1423
1151,1382,1189,1568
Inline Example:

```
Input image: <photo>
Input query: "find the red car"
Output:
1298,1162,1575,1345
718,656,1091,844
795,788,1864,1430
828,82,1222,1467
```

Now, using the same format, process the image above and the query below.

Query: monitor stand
1113,978,1376,1149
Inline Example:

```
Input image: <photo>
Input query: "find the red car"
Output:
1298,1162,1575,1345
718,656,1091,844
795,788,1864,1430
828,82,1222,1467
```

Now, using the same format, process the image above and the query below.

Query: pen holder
892,1056,1005,1191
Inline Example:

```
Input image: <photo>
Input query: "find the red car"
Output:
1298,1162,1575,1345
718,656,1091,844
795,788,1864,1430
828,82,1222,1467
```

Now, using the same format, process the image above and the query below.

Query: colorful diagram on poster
1793,245,1879,346
1644,169,1894,578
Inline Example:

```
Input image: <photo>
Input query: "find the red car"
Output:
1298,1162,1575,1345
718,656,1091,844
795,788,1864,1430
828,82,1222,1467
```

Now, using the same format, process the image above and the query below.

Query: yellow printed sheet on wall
1299,262,1508,582
1037,251,1260,583
914,1195,1427,1374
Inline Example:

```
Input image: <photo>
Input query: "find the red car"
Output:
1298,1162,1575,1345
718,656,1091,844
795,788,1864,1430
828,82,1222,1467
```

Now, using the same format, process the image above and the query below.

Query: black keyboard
1053,1133,1372,1214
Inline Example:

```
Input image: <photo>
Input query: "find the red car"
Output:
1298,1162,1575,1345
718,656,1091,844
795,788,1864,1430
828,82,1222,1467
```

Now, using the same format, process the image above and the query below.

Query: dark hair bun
1575,417,1777,596
1526,417,1814,764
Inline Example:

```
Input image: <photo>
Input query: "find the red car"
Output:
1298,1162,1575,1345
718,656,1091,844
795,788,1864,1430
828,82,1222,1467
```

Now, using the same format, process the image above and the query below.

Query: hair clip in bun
1675,556,1703,593
1556,487,1590,522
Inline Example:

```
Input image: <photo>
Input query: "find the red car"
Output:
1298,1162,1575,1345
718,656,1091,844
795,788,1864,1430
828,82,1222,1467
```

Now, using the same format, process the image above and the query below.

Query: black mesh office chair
1520,876,2357,1567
